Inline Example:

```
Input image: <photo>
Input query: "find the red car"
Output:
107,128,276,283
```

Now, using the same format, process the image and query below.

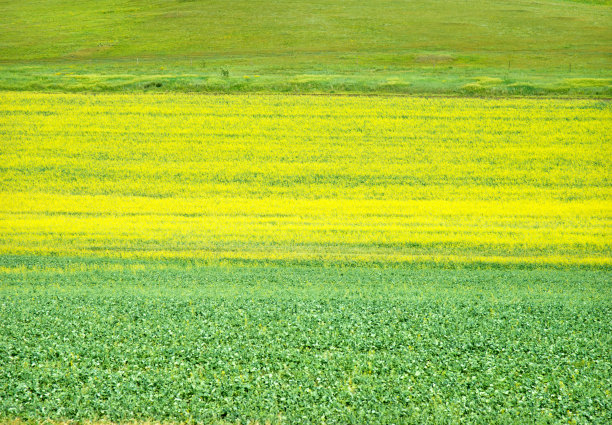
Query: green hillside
1,0,610,94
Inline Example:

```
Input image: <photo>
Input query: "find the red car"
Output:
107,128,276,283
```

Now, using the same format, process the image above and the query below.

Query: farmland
0,93,610,266
0,93,611,423
2,0,612,423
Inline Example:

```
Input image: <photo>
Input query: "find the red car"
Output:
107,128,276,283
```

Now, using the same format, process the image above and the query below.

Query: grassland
0,0,611,95
0,93,611,423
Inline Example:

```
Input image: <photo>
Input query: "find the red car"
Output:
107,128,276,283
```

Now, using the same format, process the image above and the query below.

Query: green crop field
1,262,611,424
0,0,611,95
0,93,611,423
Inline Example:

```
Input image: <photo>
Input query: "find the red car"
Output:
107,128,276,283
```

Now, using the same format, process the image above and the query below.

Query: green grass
1,256,611,424
0,0,610,95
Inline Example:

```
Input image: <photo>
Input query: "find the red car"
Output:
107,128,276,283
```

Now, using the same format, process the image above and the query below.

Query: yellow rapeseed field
0,92,610,266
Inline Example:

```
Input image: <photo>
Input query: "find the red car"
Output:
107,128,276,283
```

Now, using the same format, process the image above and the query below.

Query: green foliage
1,256,611,424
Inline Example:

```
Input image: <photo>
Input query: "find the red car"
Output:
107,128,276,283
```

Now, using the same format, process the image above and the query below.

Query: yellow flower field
0,92,610,266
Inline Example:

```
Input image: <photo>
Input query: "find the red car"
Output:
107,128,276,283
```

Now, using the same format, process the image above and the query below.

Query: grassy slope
0,0,610,95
